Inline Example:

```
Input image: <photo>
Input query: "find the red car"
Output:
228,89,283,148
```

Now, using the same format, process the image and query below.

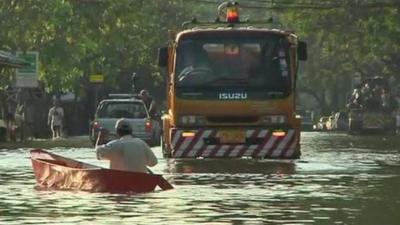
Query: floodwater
1,132,400,225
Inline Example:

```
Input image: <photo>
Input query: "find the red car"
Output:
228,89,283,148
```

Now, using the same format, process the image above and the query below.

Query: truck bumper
168,128,300,159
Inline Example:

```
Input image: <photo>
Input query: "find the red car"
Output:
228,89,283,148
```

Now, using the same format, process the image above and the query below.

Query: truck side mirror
298,41,307,61
158,47,168,67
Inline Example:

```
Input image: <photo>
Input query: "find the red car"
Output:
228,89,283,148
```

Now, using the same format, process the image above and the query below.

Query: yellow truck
157,2,307,158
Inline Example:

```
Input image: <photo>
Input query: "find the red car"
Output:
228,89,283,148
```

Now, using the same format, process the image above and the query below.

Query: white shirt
48,106,64,126
96,135,158,173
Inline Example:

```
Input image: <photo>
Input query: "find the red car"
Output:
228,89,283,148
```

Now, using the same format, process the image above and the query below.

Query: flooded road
1,132,400,225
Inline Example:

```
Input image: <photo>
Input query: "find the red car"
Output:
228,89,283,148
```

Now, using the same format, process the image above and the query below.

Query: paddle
147,168,174,191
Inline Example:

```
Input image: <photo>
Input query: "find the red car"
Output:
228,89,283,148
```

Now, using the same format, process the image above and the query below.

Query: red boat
30,149,173,193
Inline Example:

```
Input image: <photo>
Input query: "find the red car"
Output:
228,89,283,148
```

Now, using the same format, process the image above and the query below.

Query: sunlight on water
0,133,399,224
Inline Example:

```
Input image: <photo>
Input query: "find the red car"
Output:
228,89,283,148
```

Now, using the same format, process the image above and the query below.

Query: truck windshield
175,35,291,92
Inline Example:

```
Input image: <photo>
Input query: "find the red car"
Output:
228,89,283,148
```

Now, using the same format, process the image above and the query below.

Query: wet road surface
0,132,399,224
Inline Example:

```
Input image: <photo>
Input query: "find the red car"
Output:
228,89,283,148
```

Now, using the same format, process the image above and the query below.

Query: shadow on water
161,158,297,189
164,158,296,174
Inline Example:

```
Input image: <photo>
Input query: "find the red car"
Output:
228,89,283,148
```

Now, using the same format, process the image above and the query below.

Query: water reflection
0,132,399,224
164,158,296,174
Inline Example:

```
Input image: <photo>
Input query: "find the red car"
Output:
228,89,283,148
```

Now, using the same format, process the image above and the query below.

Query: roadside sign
15,51,39,87
90,74,104,83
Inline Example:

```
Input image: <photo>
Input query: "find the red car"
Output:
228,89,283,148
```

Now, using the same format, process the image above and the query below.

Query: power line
193,0,338,9
193,0,400,10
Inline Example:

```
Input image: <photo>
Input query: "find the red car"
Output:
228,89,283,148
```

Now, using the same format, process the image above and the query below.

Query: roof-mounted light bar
181,1,280,29
225,2,239,23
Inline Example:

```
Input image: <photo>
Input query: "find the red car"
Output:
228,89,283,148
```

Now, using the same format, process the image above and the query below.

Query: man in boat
95,118,158,173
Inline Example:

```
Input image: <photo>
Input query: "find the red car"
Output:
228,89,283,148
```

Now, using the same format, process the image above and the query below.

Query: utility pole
89,74,104,112
131,72,137,95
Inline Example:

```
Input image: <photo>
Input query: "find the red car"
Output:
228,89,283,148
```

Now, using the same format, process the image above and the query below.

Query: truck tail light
272,130,286,137
182,131,196,138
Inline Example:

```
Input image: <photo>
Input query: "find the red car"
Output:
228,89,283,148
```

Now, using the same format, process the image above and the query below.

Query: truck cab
158,2,307,158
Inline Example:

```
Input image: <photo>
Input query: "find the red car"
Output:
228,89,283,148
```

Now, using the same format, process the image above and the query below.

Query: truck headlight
178,115,206,126
261,115,287,124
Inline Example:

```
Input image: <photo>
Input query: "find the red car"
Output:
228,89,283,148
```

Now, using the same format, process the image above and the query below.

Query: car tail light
145,120,152,133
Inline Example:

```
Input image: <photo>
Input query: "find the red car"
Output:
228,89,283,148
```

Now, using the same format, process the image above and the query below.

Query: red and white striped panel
170,129,299,159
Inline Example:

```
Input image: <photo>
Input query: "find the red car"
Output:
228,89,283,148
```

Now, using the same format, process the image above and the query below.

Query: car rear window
97,101,148,118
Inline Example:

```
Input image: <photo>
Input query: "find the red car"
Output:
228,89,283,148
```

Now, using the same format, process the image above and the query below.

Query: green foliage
0,0,399,114
0,0,189,95
281,3,400,112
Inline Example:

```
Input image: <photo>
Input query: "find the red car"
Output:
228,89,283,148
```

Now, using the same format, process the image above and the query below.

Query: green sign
15,51,39,87
90,74,104,83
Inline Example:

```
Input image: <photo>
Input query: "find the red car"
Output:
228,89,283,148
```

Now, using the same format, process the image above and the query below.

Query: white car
89,98,161,147
315,116,329,131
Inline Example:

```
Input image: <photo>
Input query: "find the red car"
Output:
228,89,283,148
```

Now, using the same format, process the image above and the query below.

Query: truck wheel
0,127,6,142
387,126,397,135
348,121,353,135
348,126,354,135
348,120,360,135
152,133,161,147
161,136,171,158
348,121,356,134
89,128,96,146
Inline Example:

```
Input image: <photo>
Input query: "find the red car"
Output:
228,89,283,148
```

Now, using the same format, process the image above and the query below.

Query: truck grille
207,116,258,124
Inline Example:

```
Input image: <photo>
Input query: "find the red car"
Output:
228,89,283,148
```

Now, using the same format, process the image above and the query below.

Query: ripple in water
0,134,399,224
